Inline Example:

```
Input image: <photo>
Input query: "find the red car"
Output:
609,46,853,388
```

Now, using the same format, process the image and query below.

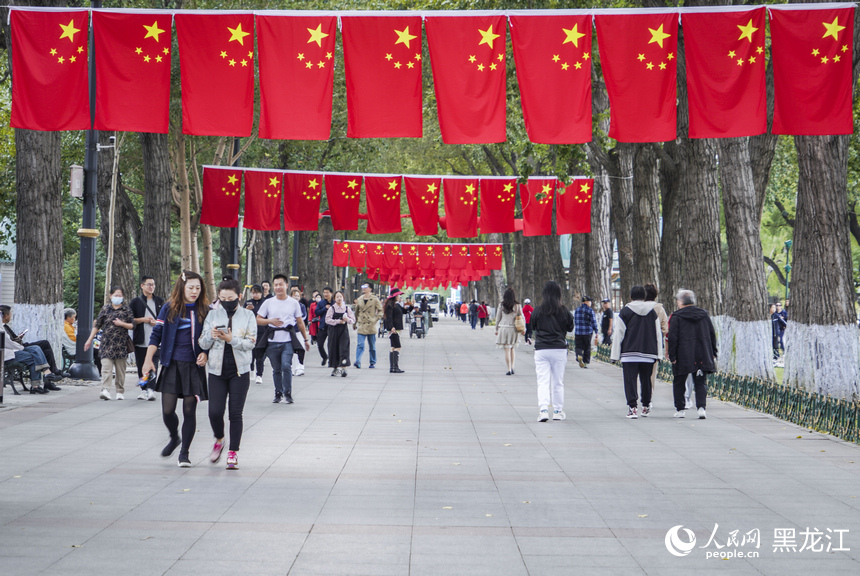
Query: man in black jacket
667,289,718,420
130,276,164,400
314,287,333,366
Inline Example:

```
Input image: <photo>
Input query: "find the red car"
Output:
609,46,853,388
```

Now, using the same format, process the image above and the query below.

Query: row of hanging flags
200,166,594,238
333,241,503,289
8,4,854,143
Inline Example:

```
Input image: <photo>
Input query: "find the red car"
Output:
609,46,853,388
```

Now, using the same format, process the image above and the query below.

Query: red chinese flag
451,245,470,270
342,15,423,138
200,168,242,228
243,171,283,231
10,9,89,131
521,179,555,236
557,179,594,235
324,175,363,231
470,245,486,270
771,7,854,135
683,8,766,139
402,244,419,270
367,242,385,269
435,245,452,270
425,15,507,144
405,177,441,236
384,244,402,270
487,244,503,270
258,15,336,140
365,176,403,235
419,245,436,270
349,242,368,270
175,13,254,136
93,12,171,133
510,14,592,144
333,241,349,267
479,178,517,234
595,13,678,142
443,178,479,238
283,173,323,231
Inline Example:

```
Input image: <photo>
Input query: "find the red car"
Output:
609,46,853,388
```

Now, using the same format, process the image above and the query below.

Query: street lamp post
784,239,793,302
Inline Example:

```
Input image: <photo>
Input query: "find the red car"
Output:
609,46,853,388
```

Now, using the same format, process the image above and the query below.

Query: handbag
514,308,526,335
126,336,135,354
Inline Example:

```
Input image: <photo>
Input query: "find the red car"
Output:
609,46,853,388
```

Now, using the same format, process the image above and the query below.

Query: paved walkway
1,317,859,575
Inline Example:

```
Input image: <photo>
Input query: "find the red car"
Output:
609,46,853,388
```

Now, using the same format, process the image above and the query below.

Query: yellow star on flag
468,55,477,63
503,183,513,193
308,179,320,189
477,63,485,71
637,53,645,61
269,177,280,187
144,55,151,63
552,54,560,62
580,183,590,193
562,24,585,47
347,180,358,190
388,180,399,190
307,24,329,47
228,59,236,66
648,24,670,48
143,21,166,42
155,55,162,62
394,62,402,69
574,61,582,69
737,19,758,43
394,26,417,48
228,23,251,45
427,183,438,193
465,184,476,194
59,19,81,42
227,175,239,185
561,62,569,70
822,17,846,40
812,48,820,56
478,25,501,49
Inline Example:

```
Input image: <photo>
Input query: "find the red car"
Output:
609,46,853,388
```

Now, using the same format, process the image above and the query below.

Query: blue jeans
265,342,294,397
15,345,49,381
355,333,377,367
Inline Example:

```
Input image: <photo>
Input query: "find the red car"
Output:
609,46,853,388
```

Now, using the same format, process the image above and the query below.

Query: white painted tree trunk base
784,322,860,400
14,302,64,367
715,316,775,381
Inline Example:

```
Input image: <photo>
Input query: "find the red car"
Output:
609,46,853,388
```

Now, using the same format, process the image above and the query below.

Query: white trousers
535,349,568,411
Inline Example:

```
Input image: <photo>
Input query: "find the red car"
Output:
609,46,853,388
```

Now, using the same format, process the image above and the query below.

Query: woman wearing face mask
85,286,135,401
199,279,256,470
383,288,406,374
141,271,209,468
325,291,355,377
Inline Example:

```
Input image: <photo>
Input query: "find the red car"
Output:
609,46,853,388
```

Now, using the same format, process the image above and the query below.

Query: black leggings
208,372,250,451
252,347,266,376
317,331,329,362
162,393,198,455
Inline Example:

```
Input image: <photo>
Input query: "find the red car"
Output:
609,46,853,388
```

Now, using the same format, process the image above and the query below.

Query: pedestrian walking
141,271,210,467
600,298,613,347
495,288,524,375
85,286,135,401
469,300,479,330
314,287,333,366
290,287,308,376
522,298,534,344
245,284,267,384
531,281,575,422
384,288,406,373
459,302,468,322
610,285,663,419
476,301,489,329
199,279,256,470
776,302,787,353
353,283,383,369
667,289,718,420
644,284,669,393
573,296,599,369
130,276,164,400
770,304,785,361
326,291,355,376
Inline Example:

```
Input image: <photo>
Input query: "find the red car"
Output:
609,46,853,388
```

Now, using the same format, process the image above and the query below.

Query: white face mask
111,296,123,306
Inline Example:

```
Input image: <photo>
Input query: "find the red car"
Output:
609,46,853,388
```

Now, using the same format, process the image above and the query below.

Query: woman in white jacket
199,279,257,470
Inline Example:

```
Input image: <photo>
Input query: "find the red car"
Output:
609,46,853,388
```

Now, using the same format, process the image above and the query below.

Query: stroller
410,309,426,338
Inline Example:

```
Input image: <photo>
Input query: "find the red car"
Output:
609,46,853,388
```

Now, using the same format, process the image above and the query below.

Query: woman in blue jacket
141,271,209,467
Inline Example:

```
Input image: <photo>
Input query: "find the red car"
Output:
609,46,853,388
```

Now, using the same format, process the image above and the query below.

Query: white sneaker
137,390,147,400
685,399,693,410
115,393,124,400
626,406,638,419
538,409,549,422
698,407,707,419
296,367,305,376
100,388,110,400
553,410,566,421
255,375,263,384
147,389,156,401
673,410,686,418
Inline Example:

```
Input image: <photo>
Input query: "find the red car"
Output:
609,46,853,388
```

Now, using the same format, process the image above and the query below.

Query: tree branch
481,145,507,176
763,256,787,286
122,184,144,196
773,197,795,227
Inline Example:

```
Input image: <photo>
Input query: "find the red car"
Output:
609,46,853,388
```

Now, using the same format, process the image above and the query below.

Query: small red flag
258,15,336,140
175,13,254,136
771,7,854,135
333,241,349,267
324,175,363,231
443,179,479,238
10,9,89,131
683,8,766,139
470,245,486,270
367,242,386,269
425,15,507,144
200,168,242,228
283,173,323,231
557,179,594,235
365,176,403,235
595,13,678,142
451,245,470,270
479,178,518,234
435,245,452,270
487,244,503,270
510,14,592,144
384,244,402,270
342,15,423,138
349,242,368,270
402,244,420,270
404,177,442,236
521,179,555,237
419,245,436,271
243,170,283,231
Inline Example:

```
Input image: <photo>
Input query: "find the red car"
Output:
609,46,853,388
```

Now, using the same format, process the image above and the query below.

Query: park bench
3,360,30,395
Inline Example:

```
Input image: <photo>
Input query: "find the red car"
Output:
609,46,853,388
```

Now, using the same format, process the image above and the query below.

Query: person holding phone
199,279,256,470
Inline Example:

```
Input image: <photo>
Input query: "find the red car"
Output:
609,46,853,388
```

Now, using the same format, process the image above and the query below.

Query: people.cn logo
665,525,697,557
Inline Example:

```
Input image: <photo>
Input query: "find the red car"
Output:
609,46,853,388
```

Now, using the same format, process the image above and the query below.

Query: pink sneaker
226,451,238,470
209,440,224,463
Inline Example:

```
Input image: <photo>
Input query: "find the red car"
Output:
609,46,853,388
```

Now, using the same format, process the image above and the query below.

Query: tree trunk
585,161,613,304
611,144,635,301
173,132,193,272
97,132,135,300
631,144,661,287
273,226,291,280
218,227,233,280
568,233,587,302
139,132,173,300
249,230,265,288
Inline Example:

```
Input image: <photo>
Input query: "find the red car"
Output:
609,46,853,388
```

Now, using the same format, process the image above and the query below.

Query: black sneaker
354,362,361,369
273,394,282,404
283,394,294,404
161,437,181,458
44,381,62,391
178,452,191,468
321,359,328,367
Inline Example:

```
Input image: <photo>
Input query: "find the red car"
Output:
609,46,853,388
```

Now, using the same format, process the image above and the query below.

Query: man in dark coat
667,289,718,420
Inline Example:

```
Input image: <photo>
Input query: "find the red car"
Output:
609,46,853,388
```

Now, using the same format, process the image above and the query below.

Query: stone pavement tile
182,530,306,562
514,535,624,555
163,559,290,576
0,554,72,576
523,553,644,572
